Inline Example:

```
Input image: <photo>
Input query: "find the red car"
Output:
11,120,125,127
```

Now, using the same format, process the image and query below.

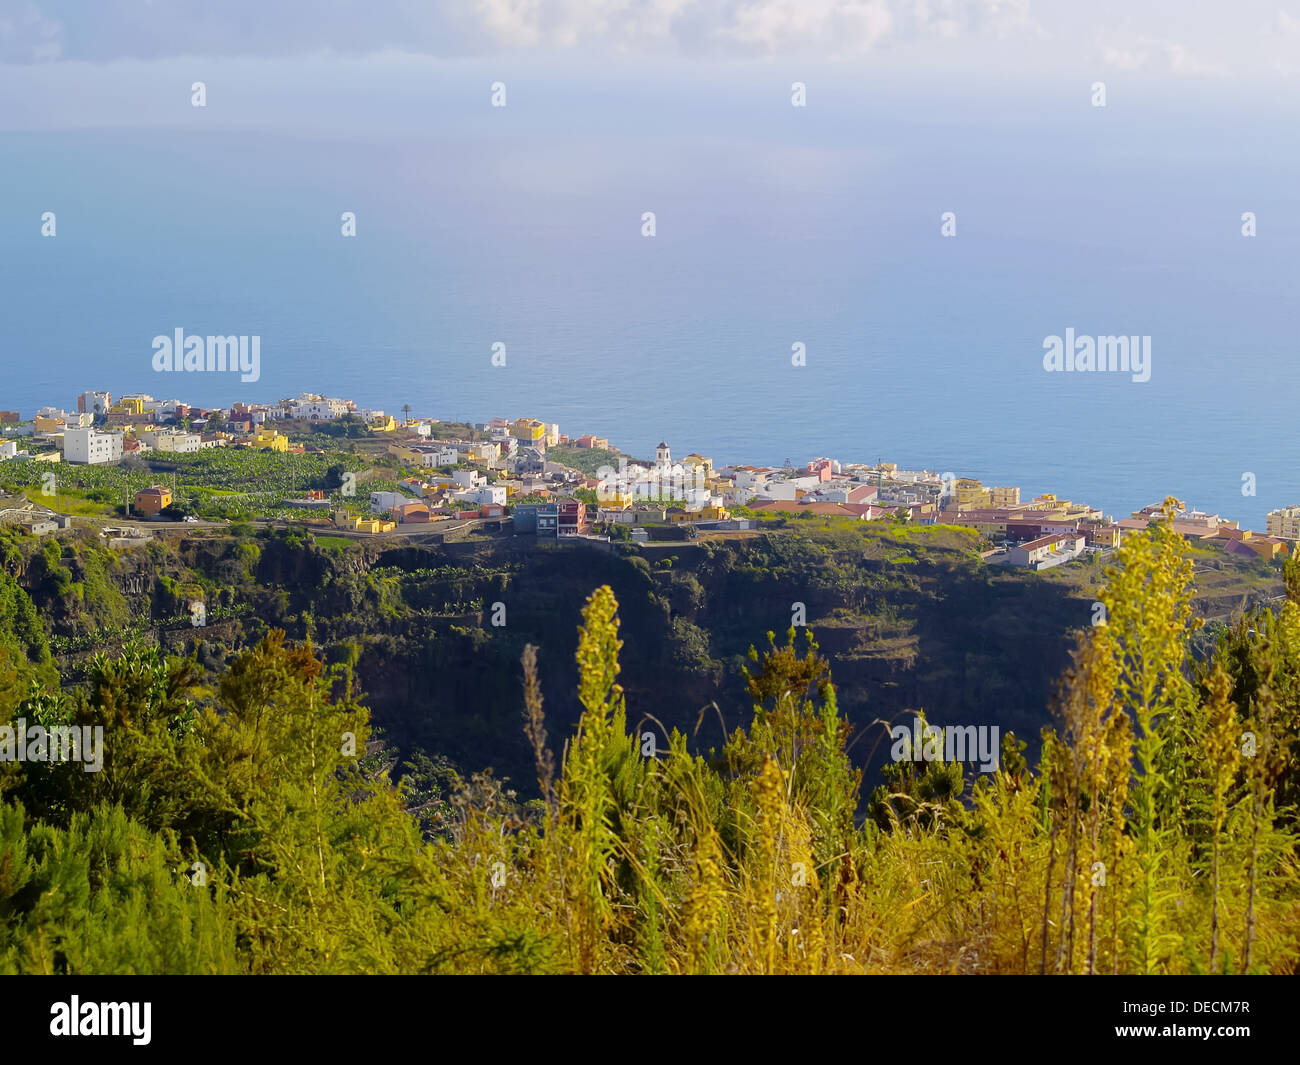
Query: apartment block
62,428,123,465
76,391,112,415
1266,506,1300,540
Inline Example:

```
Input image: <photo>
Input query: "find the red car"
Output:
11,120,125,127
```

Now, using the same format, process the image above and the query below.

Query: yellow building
1245,537,1288,559
988,486,1021,507
331,511,395,534
954,479,991,509
370,415,397,432
511,418,546,445
34,416,66,433
1025,494,1099,522
964,519,1008,539
1081,523,1122,549
684,453,715,476
388,442,426,463
252,428,289,452
698,504,730,521
115,397,146,415
597,485,633,506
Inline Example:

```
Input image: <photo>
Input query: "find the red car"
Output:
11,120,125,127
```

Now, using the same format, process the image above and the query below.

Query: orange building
134,485,172,517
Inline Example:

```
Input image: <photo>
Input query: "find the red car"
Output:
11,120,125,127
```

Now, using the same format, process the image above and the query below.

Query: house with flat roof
1005,533,1085,570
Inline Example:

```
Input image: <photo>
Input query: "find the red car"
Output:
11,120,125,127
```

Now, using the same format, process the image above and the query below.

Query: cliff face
13,526,1284,794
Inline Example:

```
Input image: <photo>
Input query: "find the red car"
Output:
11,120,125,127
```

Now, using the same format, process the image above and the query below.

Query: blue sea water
2,98,1298,528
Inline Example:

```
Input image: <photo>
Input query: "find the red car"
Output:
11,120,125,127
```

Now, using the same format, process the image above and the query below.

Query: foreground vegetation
0,503,1296,973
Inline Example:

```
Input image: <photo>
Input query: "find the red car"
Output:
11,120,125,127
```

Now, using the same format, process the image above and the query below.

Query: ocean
2,100,1298,528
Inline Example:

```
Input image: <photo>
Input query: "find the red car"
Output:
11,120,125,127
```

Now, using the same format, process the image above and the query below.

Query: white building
62,428,123,465
369,491,409,513
1006,534,1085,569
153,431,202,454
406,447,441,467
452,469,485,488
77,391,112,415
0,441,16,460
752,475,822,502
287,393,351,420
457,486,507,506
38,407,90,426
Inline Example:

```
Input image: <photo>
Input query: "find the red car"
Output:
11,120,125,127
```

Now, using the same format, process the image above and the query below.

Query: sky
0,1,1296,73
0,2,1298,100
0,2,1295,151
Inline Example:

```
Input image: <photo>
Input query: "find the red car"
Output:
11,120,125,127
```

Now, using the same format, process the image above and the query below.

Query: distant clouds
1100,39,1228,77
0,0,1032,62
0,0,1296,78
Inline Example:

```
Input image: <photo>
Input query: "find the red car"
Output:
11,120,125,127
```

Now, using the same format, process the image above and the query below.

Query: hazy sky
0,1,1296,139
0,1,1296,72
1,2,1298,78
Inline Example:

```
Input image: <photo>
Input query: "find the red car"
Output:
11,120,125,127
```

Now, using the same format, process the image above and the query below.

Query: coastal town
1,387,1297,570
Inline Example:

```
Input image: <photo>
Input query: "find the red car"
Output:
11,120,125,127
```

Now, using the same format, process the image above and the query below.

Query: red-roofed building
393,502,431,523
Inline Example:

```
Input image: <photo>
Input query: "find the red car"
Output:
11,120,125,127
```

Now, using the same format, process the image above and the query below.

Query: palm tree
402,403,412,426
